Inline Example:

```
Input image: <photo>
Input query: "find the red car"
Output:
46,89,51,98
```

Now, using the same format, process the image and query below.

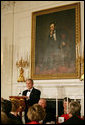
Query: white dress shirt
26,88,33,98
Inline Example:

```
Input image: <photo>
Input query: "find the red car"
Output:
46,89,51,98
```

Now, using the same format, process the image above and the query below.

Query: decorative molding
1,1,15,9
12,80,84,87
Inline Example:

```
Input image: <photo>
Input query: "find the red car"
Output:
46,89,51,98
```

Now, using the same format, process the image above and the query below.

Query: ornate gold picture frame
31,2,81,80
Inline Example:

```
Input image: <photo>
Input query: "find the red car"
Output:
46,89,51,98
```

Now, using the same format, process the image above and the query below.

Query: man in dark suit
38,98,56,124
22,78,41,123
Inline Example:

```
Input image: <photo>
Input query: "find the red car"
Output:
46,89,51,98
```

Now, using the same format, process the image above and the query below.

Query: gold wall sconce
16,57,29,82
80,55,84,81
80,74,84,81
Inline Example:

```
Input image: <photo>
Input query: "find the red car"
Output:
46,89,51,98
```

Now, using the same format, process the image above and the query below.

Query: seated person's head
38,98,47,109
27,104,46,123
1,97,4,102
11,100,20,112
68,101,81,116
1,99,12,115
63,97,71,106
63,97,71,113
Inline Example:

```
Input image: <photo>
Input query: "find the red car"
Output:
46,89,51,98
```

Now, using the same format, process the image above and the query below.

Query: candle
56,95,58,117
17,51,19,60
67,97,68,114
27,51,28,61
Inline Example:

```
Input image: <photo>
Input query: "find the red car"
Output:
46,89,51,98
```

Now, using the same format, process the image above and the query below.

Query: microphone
18,90,22,96
18,92,21,96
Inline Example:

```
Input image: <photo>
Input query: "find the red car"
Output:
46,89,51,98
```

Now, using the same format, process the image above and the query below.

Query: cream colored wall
1,3,14,99
1,1,84,115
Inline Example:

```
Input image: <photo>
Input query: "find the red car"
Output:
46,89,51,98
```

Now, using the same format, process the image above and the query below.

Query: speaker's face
26,80,33,90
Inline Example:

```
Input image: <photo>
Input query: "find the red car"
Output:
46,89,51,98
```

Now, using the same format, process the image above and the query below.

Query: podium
9,96,27,119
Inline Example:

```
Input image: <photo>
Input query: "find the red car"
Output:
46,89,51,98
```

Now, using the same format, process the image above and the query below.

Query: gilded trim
31,2,81,80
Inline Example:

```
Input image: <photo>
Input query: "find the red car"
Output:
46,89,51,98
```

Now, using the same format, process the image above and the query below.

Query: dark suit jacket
43,107,56,124
61,115,84,124
22,87,41,123
8,113,23,124
22,87,41,106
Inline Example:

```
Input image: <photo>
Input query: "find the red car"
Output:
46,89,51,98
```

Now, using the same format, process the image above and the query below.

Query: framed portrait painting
31,2,81,80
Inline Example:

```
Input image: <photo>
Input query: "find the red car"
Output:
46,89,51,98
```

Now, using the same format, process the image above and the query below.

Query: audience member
61,101,84,124
22,78,41,123
1,99,12,115
1,97,4,102
1,111,10,124
1,99,20,124
26,104,46,124
38,98,56,124
38,98,47,109
60,97,71,121
63,97,71,114
8,99,23,124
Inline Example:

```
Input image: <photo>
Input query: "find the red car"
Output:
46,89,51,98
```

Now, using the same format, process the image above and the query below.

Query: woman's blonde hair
69,101,81,115
27,104,46,122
